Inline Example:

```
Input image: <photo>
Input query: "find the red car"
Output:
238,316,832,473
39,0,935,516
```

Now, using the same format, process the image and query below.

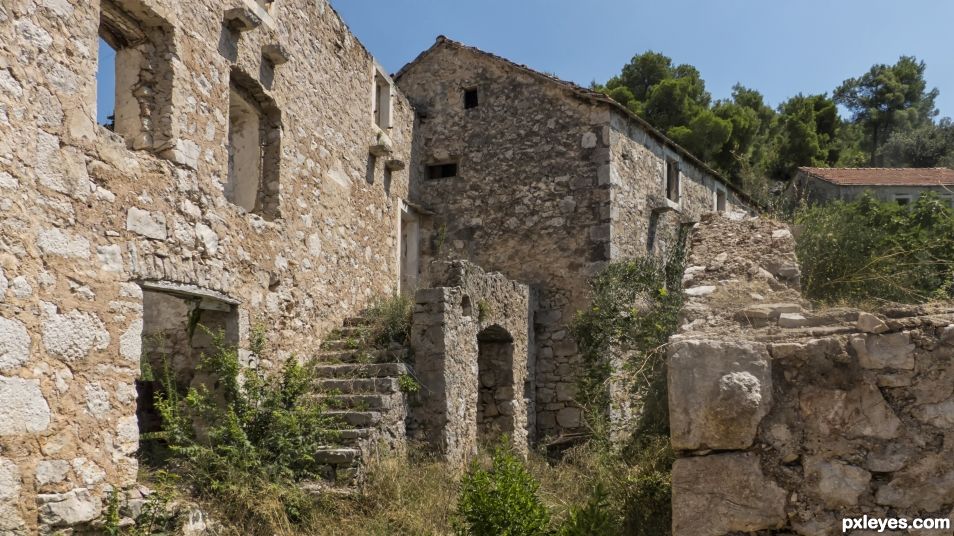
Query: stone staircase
309,317,410,487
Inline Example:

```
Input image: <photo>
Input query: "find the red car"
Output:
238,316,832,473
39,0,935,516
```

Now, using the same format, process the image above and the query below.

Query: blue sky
329,0,954,120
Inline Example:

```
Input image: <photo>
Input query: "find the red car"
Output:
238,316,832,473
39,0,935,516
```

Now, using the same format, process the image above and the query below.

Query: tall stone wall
409,260,531,464
669,214,954,536
397,40,610,438
0,0,413,532
609,113,749,260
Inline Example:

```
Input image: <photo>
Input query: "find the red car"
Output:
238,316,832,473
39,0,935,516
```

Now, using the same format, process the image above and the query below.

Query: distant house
791,167,954,207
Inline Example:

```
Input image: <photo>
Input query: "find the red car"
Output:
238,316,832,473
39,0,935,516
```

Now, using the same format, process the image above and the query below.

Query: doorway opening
476,325,515,444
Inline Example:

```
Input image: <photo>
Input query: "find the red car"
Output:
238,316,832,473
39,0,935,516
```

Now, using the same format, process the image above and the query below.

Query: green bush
796,192,954,304
456,443,550,536
363,293,413,348
147,328,340,533
557,485,615,536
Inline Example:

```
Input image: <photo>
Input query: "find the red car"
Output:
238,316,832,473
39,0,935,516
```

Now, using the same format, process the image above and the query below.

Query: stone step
314,447,361,465
314,348,407,364
326,410,382,428
336,428,374,446
320,339,360,351
317,377,399,394
312,363,408,379
343,316,373,327
318,394,395,411
326,326,369,340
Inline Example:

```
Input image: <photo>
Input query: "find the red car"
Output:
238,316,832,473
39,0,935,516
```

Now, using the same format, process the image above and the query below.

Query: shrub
557,485,615,536
796,192,954,304
363,293,413,348
456,443,550,536
146,328,340,533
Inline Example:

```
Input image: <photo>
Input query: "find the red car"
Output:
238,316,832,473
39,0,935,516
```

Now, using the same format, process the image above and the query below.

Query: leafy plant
145,327,341,533
456,442,550,536
476,300,491,322
796,192,954,304
398,373,420,394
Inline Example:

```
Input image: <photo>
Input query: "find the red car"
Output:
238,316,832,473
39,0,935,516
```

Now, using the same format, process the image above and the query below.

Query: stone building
791,166,954,206
0,1,749,532
396,36,753,437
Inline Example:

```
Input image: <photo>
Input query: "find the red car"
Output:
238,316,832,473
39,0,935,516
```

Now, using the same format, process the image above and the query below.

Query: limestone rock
37,228,90,259
126,207,167,240
669,339,772,450
0,458,25,533
778,312,809,328
0,376,51,435
37,488,101,526
800,384,901,440
735,303,803,327
850,332,915,370
36,460,70,486
876,453,954,512
0,316,30,371
41,303,110,361
913,399,954,428
805,457,871,507
856,312,888,334
685,285,715,297
672,453,787,536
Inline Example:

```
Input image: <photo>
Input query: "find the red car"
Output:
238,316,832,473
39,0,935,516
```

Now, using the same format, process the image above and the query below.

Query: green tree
880,117,954,167
766,94,840,180
835,56,939,165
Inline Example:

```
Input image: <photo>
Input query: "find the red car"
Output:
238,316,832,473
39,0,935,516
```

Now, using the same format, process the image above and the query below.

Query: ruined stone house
0,0,749,532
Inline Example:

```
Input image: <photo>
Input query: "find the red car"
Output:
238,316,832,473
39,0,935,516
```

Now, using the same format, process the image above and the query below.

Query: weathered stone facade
409,260,531,464
670,213,954,536
396,37,751,438
3,1,757,531
1,0,413,532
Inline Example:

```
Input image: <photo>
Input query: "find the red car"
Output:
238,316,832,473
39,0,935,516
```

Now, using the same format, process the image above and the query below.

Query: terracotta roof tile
799,167,954,186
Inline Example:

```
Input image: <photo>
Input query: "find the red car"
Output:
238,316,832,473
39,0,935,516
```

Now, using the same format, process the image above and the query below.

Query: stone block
0,316,30,371
800,384,901,440
778,312,809,328
669,339,772,450
126,208,167,240
38,488,101,526
857,312,888,334
0,376,51,435
734,303,803,327
672,453,786,536
850,332,915,370
805,457,871,507
876,453,954,511
556,407,580,428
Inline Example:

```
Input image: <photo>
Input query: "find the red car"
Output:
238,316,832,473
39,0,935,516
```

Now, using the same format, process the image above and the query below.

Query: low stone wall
669,214,954,536
409,260,531,464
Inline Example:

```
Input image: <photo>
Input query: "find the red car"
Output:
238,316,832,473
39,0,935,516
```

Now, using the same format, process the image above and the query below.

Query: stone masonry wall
0,0,413,532
669,213,954,536
609,113,749,260
409,260,531,464
397,39,610,438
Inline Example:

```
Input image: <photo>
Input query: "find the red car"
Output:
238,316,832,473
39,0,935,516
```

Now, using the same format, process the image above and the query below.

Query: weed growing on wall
144,328,341,534
797,192,954,305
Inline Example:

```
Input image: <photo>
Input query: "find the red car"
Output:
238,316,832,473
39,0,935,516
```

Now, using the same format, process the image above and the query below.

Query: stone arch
477,324,515,444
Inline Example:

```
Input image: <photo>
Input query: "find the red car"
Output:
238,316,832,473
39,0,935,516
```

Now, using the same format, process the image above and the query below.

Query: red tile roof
799,167,954,186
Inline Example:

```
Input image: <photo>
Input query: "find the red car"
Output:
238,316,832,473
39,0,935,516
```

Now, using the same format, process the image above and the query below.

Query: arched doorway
476,325,515,444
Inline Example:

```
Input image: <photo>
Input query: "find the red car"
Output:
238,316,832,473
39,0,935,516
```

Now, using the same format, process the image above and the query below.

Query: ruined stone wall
669,214,954,536
397,41,609,438
409,261,531,464
609,113,749,259
0,0,414,532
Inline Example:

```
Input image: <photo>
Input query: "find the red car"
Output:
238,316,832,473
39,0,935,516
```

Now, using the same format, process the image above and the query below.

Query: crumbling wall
409,260,531,464
669,213,954,536
0,0,413,532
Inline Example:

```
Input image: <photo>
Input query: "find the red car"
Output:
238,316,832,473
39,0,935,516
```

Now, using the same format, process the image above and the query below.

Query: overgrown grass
796,192,954,305
362,293,414,349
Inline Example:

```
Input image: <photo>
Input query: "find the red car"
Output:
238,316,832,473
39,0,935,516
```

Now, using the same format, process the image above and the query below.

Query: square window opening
716,188,727,212
894,194,912,206
227,70,282,220
666,160,680,203
427,162,459,180
97,0,173,151
464,88,479,110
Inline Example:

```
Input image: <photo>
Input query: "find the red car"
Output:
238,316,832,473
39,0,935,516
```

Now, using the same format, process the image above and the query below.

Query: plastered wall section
0,0,413,532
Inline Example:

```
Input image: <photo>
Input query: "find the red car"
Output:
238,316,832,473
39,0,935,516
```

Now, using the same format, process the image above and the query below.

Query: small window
427,162,459,180
97,0,173,151
464,88,479,109
894,194,912,206
715,188,727,212
227,70,282,220
373,72,391,130
666,160,680,203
